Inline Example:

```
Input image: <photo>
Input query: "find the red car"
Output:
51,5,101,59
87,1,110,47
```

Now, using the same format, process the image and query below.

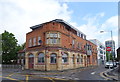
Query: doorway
28,54,34,69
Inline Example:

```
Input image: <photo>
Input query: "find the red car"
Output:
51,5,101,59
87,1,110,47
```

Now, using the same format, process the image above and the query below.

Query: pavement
105,66,119,80
1,65,119,82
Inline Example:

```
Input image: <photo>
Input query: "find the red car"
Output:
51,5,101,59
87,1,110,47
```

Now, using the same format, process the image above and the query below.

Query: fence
2,64,22,69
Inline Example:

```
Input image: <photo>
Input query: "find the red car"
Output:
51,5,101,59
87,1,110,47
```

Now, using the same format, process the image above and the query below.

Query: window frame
38,53,45,64
50,53,57,64
62,53,68,63
29,39,32,47
46,32,60,45
77,55,80,63
38,36,41,45
33,37,36,46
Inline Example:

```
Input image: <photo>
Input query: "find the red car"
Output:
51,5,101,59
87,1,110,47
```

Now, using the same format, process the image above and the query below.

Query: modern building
89,39,106,65
25,19,97,71
117,47,120,61
105,40,116,59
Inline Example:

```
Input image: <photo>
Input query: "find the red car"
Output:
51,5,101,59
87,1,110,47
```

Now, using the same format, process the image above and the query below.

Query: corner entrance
28,54,34,69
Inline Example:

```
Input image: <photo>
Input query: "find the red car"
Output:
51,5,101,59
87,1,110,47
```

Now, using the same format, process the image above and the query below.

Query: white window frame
38,53,45,63
46,32,60,45
33,37,36,46
72,40,75,48
38,36,41,45
50,54,57,63
29,39,32,47
62,53,68,63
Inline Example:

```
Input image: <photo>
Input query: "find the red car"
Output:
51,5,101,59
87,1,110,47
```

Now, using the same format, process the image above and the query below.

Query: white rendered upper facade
89,39,106,65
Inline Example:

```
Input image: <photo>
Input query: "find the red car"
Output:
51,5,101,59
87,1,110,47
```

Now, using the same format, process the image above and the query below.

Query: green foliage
2,30,25,64
106,51,113,61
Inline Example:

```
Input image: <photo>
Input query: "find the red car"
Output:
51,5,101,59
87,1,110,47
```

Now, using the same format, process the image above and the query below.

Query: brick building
25,19,97,71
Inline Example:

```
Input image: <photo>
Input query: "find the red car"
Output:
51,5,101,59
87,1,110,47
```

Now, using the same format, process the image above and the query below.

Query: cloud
0,0,72,44
75,13,118,50
101,16,118,31
76,13,105,39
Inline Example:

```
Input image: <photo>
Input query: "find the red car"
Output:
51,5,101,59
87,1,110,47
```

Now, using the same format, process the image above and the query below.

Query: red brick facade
25,19,97,71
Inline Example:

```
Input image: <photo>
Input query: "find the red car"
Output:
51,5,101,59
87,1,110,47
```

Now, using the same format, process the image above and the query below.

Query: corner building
25,19,97,71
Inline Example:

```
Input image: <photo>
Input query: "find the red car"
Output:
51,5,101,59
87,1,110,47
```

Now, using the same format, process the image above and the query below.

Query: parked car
116,62,120,65
105,62,114,68
113,62,117,67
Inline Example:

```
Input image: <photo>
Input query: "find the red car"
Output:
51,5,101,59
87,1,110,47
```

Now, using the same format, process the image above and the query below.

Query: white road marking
91,72,96,75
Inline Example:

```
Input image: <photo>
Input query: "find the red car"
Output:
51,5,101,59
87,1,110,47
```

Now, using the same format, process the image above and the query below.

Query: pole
108,52,110,69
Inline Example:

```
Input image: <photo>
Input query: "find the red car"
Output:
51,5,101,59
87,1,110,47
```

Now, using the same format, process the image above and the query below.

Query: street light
100,30,114,69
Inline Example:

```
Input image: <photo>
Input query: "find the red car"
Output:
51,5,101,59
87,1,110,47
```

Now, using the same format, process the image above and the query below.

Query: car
116,62,120,65
105,62,114,68
113,62,117,67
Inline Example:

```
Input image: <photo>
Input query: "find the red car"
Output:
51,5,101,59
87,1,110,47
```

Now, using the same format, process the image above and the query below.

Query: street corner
100,68,119,81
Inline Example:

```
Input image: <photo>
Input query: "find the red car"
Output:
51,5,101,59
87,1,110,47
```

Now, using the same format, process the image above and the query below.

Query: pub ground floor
25,48,97,71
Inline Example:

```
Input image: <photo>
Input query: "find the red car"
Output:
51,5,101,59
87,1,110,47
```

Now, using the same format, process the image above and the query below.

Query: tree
2,31,18,64
106,51,113,62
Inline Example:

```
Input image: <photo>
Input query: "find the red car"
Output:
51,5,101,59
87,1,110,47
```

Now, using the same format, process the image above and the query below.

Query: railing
2,64,22,69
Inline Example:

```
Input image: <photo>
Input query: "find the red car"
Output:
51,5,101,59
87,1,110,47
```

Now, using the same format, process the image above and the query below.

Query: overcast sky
0,0,119,51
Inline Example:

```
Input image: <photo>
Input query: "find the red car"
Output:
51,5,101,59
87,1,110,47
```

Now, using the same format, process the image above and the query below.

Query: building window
81,55,83,63
78,43,81,49
21,53,24,57
38,53,44,63
77,55,80,63
81,34,83,38
50,53,56,63
29,39,32,47
84,35,86,40
46,32,60,44
21,59,24,64
72,55,75,63
62,53,68,63
38,36,41,45
33,37,36,46
77,32,79,36
72,40,75,48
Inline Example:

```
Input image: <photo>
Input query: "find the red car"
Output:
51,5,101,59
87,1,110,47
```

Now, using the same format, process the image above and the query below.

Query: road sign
106,47,111,51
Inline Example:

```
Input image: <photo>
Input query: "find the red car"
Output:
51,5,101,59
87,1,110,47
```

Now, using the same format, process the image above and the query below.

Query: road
72,65,107,80
1,65,115,82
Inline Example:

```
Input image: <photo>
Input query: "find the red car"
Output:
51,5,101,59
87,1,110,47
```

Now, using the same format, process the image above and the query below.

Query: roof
18,48,26,53
89,39,105,47
30,19,86,36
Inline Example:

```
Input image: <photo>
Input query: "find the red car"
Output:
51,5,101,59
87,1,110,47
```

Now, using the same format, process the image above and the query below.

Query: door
28,54,34,69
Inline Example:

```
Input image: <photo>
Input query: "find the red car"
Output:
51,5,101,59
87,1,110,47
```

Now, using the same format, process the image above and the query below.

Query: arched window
62,53,68,63
38,53,44,63
81,55,83,63
50,53,56,63
72,55,75,63
77,55,80,63
29,54,34,57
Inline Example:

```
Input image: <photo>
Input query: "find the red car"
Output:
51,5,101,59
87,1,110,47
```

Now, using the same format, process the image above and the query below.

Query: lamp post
100,30,114,69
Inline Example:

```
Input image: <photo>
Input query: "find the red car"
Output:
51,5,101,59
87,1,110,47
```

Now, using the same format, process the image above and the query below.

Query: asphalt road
1,65,115,82
72,65,107,80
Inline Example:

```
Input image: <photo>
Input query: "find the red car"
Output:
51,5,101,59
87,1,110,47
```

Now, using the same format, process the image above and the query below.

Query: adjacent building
25,19,97,71
105,40,116,59
116,47,120,61
17,49,25,65
89,39,106,65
